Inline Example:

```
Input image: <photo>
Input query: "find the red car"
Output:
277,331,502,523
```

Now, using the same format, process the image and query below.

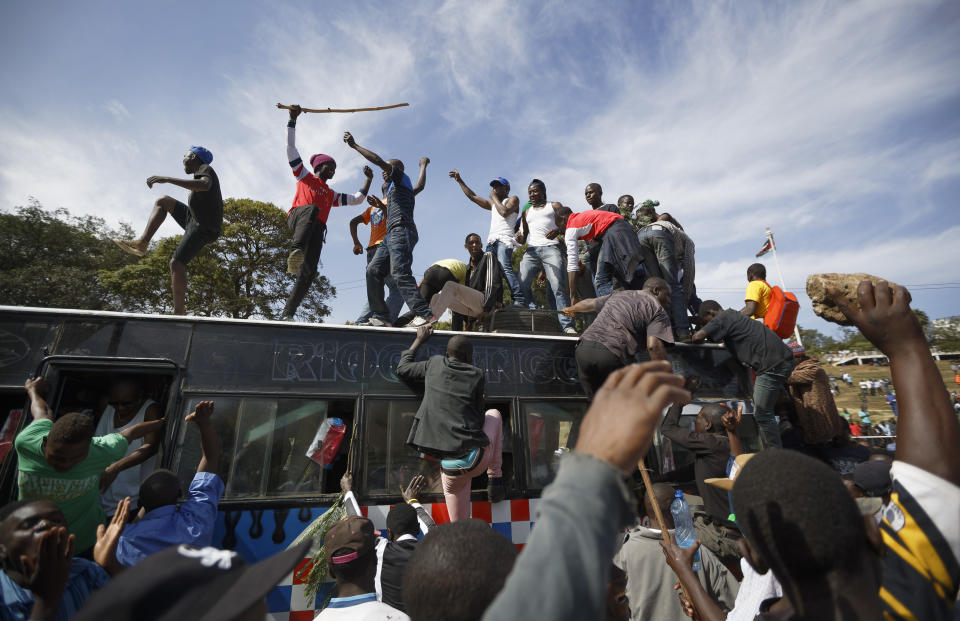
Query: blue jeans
487,240,524,306
753,358,795,449
637,227,689,333
356,245,402,323
519,244,573,330
366,227,430,321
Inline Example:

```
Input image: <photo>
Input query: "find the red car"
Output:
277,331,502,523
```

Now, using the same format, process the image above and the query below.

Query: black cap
854,460,892,497
75,541,310,621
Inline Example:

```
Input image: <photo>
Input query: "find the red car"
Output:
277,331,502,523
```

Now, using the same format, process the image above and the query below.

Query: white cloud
105,99,130,122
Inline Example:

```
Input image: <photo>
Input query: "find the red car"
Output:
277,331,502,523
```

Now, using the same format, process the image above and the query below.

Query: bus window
521,401,588,489
362,399,443,496
172,397,354,500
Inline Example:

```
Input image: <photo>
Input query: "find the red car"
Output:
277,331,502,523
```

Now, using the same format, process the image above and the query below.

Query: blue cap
674,490,683,498
189,146,213,165
489,177,510,187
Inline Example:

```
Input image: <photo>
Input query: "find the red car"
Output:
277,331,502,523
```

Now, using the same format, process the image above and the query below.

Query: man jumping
281,105,373,320
113,146,223,315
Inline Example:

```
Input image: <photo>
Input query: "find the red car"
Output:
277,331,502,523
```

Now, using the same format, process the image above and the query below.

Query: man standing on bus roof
344,131,433,327
398,325,504,521
112,146,223,315
740,263,772,319
16,377,163,555
281,104,374,321
449,169,524,307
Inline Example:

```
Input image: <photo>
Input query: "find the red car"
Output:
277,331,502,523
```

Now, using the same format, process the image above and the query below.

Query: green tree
930,319,960,351
100,198,335,321
797,326,839,357
0,199,136,309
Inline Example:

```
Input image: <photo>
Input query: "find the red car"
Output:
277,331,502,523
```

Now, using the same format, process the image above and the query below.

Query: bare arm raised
449,169,492,210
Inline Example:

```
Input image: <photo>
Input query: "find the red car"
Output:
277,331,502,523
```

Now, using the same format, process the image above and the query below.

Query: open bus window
362,399,443,496
172,397,354,500
522,401,588,489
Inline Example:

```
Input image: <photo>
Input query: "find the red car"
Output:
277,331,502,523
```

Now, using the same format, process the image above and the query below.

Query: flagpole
765,227,804,346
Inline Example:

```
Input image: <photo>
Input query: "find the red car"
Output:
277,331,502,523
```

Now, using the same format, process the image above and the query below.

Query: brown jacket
787,357,846,444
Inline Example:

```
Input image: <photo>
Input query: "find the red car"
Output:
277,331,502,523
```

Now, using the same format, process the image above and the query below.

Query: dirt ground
822,360,959,423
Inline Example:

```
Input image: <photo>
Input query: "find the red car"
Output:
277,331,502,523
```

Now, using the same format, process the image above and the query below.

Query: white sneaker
367,317,392,327
563,327,578,335
409,316,431,327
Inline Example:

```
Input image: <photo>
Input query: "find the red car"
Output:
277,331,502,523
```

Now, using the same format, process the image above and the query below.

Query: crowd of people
6,106,959,620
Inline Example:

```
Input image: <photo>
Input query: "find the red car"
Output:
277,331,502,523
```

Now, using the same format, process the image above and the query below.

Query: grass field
822,360,959,424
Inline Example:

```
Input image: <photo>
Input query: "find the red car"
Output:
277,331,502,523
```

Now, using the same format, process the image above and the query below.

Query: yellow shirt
745,280,772,318
433,259,468,284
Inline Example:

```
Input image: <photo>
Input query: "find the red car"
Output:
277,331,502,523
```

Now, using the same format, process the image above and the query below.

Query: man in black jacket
342,474,435,613
398,325,504,522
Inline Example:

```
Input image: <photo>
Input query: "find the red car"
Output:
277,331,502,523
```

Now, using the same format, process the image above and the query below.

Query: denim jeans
519,244,573,329
356,245,402,323
366,226,431,321
487,240,524,306
637,227,689,333
753,358,795,449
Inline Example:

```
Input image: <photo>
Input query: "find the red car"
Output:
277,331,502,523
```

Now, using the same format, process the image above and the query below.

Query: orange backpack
762,281,800,339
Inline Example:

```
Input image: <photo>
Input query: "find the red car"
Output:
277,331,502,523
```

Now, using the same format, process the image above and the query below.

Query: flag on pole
756,232,775,257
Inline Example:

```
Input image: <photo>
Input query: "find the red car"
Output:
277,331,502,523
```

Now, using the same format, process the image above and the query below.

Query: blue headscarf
189,146,213,165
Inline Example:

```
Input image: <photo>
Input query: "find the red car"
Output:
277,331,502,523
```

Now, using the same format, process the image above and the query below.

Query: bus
0,306,756,617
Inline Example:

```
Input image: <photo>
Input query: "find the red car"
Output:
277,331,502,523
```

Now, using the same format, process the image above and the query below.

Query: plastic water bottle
670,490,702,572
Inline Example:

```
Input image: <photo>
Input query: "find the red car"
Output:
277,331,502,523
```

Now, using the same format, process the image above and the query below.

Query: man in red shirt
556,207,645,302
281,105,373,320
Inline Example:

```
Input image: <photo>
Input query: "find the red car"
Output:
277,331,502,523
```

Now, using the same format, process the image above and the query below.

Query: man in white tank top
515,179,576,333
449,169,525,306
96,380,161,514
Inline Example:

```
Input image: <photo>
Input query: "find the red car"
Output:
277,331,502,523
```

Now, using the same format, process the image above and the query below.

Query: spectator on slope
784,343,847,447
345,130,432,327
341,474,434,615
112,146,223,315
614,482,738,620
403,519,517,621
398,326,504,521
556,207,645,300
114,401,223,567
279,105,374,320
449,170,524,306
514,179,576,334
17,378,163,555
691,301,794,449
95,379,161,516
740,263,772,320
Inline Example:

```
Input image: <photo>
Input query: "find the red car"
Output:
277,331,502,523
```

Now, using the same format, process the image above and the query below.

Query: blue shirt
115,471,224,567
0,558,109,621
384,167,415,231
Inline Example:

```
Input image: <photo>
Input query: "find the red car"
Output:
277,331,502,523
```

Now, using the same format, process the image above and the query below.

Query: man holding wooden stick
344,131,433,326
280,104,373,321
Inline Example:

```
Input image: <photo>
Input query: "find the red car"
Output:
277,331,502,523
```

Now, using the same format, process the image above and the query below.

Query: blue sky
2,0,959,333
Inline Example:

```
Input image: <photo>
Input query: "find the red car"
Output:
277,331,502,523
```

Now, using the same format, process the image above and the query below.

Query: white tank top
487,202,518,248
525,203,559,247
96,399,158,512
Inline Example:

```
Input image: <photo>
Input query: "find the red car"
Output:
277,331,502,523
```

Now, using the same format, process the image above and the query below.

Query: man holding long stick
281,105,373,321
344,131,433,327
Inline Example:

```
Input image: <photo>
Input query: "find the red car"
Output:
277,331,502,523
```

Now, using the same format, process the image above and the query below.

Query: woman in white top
96,379,162,514
515,179,575,333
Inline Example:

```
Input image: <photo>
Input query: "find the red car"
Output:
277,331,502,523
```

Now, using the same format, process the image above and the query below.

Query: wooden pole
276,102,409,114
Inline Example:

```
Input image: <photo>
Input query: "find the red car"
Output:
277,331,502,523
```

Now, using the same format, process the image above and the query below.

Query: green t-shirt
14,419,128,552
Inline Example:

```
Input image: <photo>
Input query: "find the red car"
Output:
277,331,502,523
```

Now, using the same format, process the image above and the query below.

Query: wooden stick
276,102,409,114
638,463,671,535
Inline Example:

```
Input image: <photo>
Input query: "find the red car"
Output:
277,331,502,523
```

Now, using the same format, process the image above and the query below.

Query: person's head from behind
747,263,766,282
447,335,473,365
464,233,483,262
0,500,67,583
642,276,671,310
528,179,546,204
107,379,145,419
617,195,634,213
403,519,518,621
636,205,657,221
695,403,727,435
324,516,378,591
383,158,405,182
732,449,882,616
386,502,420,541
555,205,574,231
139,469,182,512
698,300,723,324
585,183,603,207
643,482,677,529
43,413,94,472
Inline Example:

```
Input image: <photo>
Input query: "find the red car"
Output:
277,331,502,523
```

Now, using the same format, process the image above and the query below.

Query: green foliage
797,326,839,356
930,321,960,351
0,199,136,310
99,198,335,320
913,309,931,332
290,492,346,604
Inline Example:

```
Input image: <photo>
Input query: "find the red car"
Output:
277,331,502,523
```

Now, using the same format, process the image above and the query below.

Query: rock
805,273,900,326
